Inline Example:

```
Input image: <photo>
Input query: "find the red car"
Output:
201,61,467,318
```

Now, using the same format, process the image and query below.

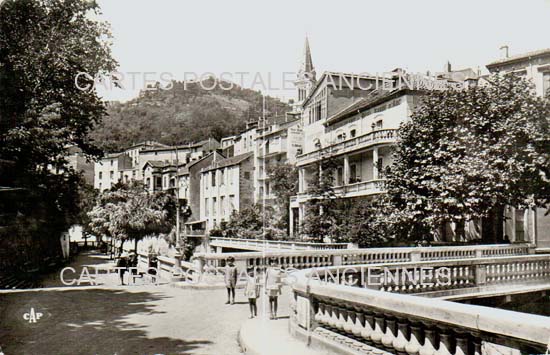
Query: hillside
90,78,291,152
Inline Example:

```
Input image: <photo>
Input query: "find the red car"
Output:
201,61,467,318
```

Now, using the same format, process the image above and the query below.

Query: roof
302,71,378,107
256,117,301,139
176,151,225,176
142,160,171,169
202,152,253,172
324,88,421,126
127,141,168,150
487,48,550,69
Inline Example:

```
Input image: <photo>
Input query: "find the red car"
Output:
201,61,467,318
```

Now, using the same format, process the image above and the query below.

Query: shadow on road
0,288,212,355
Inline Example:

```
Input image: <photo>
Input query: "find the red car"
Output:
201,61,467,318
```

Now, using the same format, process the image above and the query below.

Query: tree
0,0,116,270
88,183,176,255
300,156,339,242
267,163,298,237
223,204,283,240
384,74,550,242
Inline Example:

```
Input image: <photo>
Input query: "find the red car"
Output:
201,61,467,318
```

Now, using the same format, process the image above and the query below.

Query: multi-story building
178,151,225,223
486,48,550,247
93,139,219,192
199,152,254,230
254,117,303,205
94,152,133,191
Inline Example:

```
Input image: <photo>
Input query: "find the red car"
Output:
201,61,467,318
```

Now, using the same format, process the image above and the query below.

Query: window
350,164,358,183
154,176,161,190
99,182,102,189
110,171,114,179
211,171,216,187
376,120,383,129
132,170,136,178
220,169,225,185
212,197,217,216
350,129,356,138
111,160,114,166
336,167,343,186
515,209,526,242
543,72,550,96
205,198,209,216
146,178,150,187
99,171,103,180
221,196,226,216
244,171,251,180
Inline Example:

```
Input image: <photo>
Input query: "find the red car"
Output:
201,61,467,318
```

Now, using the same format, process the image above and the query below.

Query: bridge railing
290,253,550,355
193,243,532,275
137,251,199,282
305,254,550,297
209,237,350,250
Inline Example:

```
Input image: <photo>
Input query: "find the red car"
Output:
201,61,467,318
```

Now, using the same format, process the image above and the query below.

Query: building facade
199,152,254,231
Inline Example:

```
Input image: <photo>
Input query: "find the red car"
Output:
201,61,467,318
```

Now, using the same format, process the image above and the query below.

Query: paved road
0,252,290,355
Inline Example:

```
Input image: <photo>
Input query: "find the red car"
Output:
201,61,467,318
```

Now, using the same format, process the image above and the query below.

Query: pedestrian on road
244,267,260,318
264,257,282,320
117,252,129,285
224,256,238,304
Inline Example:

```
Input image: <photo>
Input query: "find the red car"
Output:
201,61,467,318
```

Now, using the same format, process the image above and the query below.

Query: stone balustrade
290,254,550,355
209,237,350,251
137,251,199,282
301,254,550,298
192,244,531,277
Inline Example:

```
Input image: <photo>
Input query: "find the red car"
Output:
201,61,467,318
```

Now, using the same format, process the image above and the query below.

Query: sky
95,0,550,102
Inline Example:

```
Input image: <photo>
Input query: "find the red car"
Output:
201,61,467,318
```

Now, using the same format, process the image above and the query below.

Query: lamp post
173,145,183,274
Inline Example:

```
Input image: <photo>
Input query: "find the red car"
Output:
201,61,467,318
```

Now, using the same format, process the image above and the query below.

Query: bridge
3,243,549,355
134,242,550,354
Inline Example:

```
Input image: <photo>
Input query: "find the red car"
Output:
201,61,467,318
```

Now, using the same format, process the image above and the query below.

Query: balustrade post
475,264,487,286
405,324,422,355
361,312,375,344
455,334,469,355
333,254,343,266
419,327,437,355
193,256,205,281
411,250,421,262
393,321,409,355
381,318,397,350
436,330,453,355
371,315,385,345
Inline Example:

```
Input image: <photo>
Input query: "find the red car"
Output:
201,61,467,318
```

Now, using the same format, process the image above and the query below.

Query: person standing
244,267,261,318
116,252,129,285
224,256,238,304
264,258,282,320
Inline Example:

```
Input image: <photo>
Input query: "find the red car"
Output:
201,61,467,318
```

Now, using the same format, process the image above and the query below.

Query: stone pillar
298,168,306,192
289,207,295,237
343,155,350,185
373,148,379,180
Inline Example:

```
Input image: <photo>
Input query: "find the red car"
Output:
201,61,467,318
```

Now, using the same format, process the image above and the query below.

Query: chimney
444,61,452,73
500,45,510,59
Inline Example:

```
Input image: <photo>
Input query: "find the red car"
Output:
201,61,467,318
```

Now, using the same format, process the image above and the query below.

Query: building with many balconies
254,117,303,206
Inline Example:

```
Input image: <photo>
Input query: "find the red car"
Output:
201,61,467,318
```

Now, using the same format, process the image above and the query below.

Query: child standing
244,267,260,318
224,256,238,304
264,258,282,320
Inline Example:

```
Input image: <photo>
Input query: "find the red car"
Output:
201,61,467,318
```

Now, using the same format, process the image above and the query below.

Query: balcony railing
297,128,398,166
333,179,386,196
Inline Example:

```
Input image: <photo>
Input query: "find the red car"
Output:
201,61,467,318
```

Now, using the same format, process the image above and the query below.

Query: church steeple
301,36,315,78
294,35,316,112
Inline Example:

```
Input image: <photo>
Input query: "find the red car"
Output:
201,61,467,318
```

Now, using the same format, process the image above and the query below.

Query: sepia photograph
1,0,550,354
